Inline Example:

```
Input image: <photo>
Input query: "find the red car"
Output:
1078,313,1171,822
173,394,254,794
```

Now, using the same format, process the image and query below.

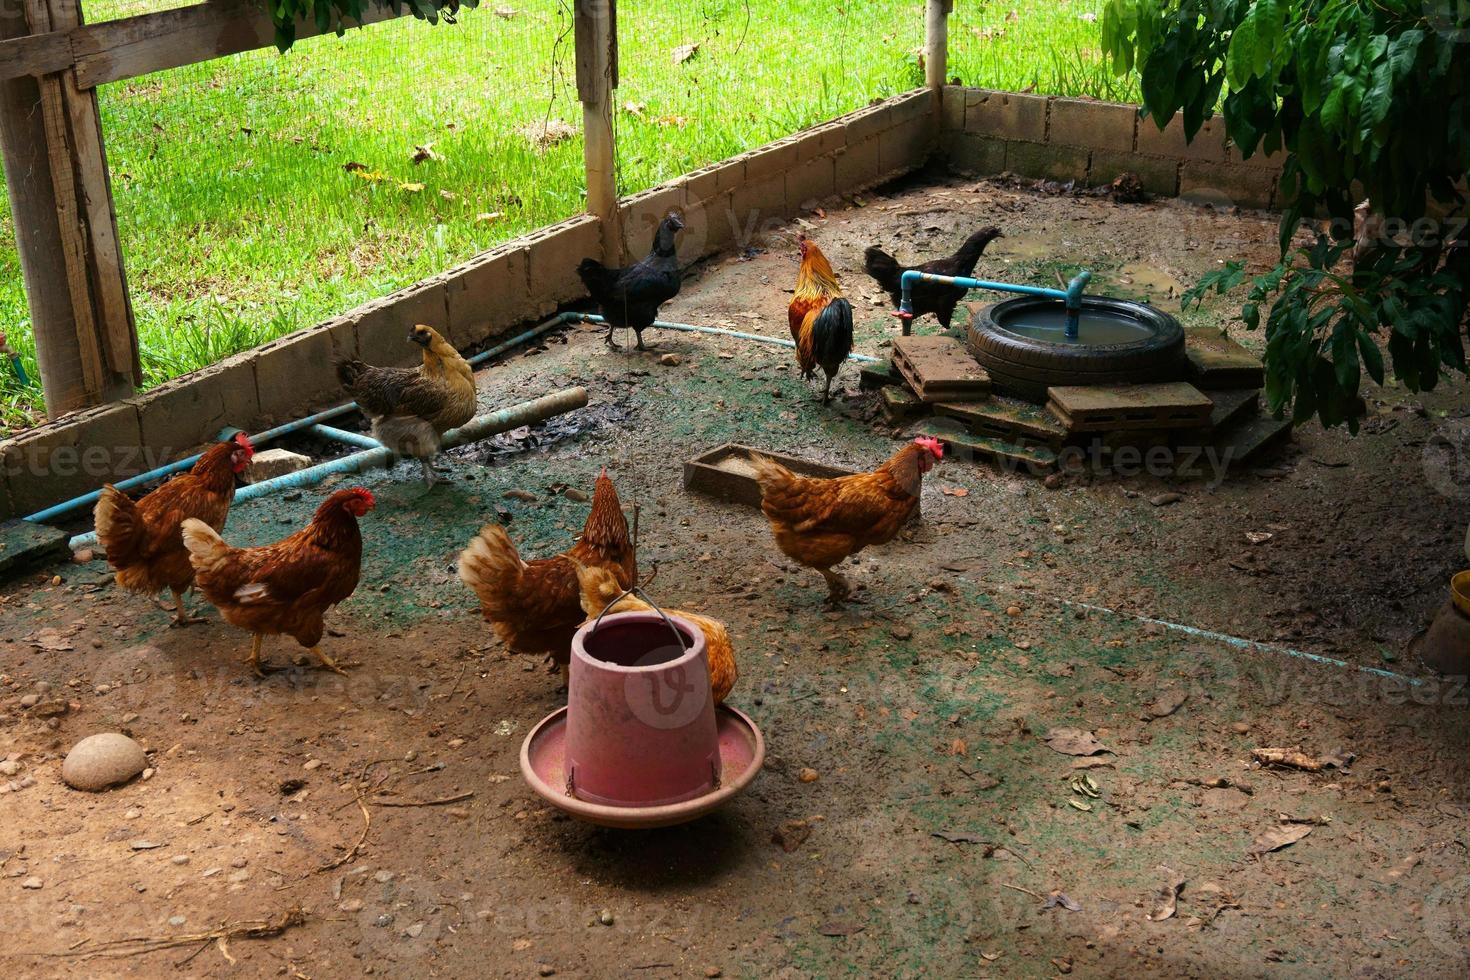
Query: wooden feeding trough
683,444,856,509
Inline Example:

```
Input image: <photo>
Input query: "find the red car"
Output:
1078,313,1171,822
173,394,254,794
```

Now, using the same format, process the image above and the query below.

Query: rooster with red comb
94,432,254,626
749,437,942,603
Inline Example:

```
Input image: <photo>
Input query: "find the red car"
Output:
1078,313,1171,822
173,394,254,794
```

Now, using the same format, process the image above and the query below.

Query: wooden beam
576,0,621,264
925,0,952,93
0,0,139,415
0,0,409,90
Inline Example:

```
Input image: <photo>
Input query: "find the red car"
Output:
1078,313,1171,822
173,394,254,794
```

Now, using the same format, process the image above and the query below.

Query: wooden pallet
1184,326,1265,390
1206,388,1260,431
1048,382,1214,433
916,421,1058,474
934,397,1068,448
891,335,991,403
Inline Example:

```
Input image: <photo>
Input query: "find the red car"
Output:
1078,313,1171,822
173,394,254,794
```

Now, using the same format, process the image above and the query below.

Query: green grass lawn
0,0,1123,432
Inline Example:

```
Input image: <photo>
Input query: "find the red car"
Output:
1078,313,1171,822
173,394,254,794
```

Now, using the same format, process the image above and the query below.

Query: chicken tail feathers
863,246,903,295
93,485,144,567
811,297,854,371
336,357,369,391
180,518,231,576
748,452,796,493
457,523,525,608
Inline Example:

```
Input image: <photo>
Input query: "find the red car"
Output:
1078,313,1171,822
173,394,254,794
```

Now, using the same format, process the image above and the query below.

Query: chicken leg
819,567,852,604
168,587,206,627
246,634,266,678
822,374,835,405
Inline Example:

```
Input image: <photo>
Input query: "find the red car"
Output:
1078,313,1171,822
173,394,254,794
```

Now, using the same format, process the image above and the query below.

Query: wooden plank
917,421,1059,474
576,0,619,262
891,334,991,402
27,0,107,399
0,1,410,89
934,397,1067,448
1048,382,1214,433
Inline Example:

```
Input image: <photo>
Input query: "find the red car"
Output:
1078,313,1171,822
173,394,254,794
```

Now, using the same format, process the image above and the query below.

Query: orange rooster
181,487,376,677
751,436,943,603
789,234,854,403
575,564,738,705
93,433,254,626
458,469,636,684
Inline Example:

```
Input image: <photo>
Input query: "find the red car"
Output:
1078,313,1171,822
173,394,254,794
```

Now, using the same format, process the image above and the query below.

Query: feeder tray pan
520,704,766,829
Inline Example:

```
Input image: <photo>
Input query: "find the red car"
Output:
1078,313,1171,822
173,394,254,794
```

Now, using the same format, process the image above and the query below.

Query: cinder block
835,137,884,194
673,194,734,263
1180,160,1278,210
619,182,687,259
133,353,261,459
524,214,602,313
1090,150,1180,197
352,279,451,369
946,133,1008,176
1049,97,1136,151
445,244,531,349
880,114,936,177
0,401,145,516
0,457,15,521
889,89,935,124
1006,141,1090,182
942,86,966,132
810,121,847,156
842,102,895,145
1137,113,1227,162
253,318,356,424
1224,140,1289,172
965,89,1047,142
744,139,800,184
684,158,744,205
785,155,837,211
727,176,787,247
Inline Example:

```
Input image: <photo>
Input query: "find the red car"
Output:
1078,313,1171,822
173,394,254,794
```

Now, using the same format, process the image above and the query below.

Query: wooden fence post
0,0,138,417
575,0,622,264
925,0,953,94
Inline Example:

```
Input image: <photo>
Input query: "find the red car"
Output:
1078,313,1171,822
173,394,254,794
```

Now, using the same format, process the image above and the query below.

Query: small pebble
406,922,425,938
19,694,38,708
375,914,394,928
0,760,20,777
539,966,557,977
659,353,681,367
1230,722,1250,735
340,899,364,913
303,759,323,771
448,738,465,749
374,870,395,883
171,855,190,866
598,909,614,926
168,916,186,927
230,857,248,869
22,877,43,889
705,969,723,979
798,768,820,783
227,870,250,883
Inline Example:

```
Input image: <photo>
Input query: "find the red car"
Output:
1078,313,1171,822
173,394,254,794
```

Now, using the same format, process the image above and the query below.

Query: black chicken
863,226,1004,334
577,212,684,350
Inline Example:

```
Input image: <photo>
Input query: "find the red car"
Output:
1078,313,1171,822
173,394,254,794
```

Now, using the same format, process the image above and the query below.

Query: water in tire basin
1001,306,1158,346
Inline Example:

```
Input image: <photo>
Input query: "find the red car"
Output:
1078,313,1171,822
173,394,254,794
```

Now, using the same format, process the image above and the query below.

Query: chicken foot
419,458,452,488
247,634,266,678
307,646,358,677
168,587,207,627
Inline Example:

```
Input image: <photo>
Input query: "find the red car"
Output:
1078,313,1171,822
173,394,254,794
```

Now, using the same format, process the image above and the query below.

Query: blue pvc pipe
898,269,1093,339
311,424,382,450
25,315,575,526
572,314,883,364
9,353,28,387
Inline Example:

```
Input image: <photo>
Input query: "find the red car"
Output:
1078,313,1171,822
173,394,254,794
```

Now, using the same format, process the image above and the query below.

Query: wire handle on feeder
590,580,687,653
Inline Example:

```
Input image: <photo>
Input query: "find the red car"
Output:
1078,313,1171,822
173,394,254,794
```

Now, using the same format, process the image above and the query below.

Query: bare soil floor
4,176,1470,979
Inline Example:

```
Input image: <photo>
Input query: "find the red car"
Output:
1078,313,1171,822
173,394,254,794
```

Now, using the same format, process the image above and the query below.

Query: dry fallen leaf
941,486,970,497
1043,891,1082,912
1146,868,1186,921
673,42,700,64
398,182,425,194
30,627,76,652
342,161,368,172
493,6,517,17
620,100,647,118
771,819,811,853
1043,727,1112,757
411,143,440,165
1145,689,1188,720
1248,823,1313,858
439,189,458,202
475,212,505,224
517,119,577,151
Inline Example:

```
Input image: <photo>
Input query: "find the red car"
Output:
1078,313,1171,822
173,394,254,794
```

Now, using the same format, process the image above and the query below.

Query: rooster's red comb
914,436,944,459
232,431,254,455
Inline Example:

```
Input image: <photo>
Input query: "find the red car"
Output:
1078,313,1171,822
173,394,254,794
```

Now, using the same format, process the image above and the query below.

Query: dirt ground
4,175,1470,979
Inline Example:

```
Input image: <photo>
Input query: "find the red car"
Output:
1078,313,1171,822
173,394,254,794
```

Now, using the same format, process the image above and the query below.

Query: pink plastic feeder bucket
520,603,765,829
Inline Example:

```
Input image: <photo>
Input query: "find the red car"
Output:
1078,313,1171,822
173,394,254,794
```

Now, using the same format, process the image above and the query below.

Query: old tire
968,296,1187,402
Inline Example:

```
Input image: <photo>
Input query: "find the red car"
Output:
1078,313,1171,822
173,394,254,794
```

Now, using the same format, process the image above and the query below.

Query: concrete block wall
942,86,1285,210
3,88,941,520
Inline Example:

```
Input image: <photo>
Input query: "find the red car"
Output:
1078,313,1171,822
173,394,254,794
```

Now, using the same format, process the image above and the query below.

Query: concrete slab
1215,412,1293,466
0,519,70,578
1049,97,1135,151
1185,326,1266,389
880,385,926,422
1206,388,1261,431
917,419,1059,473
964,89,1047,142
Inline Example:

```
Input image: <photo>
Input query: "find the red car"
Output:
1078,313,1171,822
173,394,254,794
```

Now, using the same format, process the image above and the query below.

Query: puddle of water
1115,262,1186,301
